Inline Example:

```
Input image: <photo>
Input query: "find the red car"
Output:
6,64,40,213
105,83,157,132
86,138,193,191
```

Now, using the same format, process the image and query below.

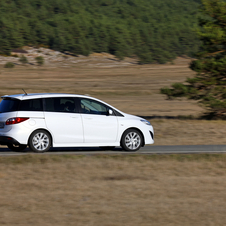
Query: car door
43,97,83,144
79,98,118,143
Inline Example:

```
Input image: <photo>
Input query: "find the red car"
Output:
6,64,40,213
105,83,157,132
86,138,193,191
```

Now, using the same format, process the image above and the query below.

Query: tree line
161,0,226,118
0,0,201,63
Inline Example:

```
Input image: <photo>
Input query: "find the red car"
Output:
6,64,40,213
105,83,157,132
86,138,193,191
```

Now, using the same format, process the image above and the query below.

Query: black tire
7,143,27,152
28,130,51,153
100,146,115,150
121,129,143,152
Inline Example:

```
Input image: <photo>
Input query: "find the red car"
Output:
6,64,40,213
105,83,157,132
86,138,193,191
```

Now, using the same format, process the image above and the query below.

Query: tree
0,0,201,61
161,0,226,119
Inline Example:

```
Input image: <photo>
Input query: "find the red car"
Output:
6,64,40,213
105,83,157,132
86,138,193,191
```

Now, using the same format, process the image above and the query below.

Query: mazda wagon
0,93,154,152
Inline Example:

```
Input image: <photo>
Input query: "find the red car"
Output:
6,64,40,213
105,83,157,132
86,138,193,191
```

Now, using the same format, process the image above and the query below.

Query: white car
0,93,154,152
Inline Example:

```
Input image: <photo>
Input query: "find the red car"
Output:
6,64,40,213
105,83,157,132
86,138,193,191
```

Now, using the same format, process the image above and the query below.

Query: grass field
0,57,202,117
1,56,226,225
0,57,226,146
1,154,226,226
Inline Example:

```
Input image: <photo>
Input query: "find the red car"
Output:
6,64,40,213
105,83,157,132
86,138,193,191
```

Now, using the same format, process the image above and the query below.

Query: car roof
0,93,125,115
1,93,92,100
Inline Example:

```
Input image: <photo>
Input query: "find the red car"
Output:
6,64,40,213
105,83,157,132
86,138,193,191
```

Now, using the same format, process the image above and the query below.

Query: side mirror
107,109,113,116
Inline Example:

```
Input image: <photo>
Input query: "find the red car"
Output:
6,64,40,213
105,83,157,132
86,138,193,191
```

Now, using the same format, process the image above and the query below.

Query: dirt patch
1,155,226,226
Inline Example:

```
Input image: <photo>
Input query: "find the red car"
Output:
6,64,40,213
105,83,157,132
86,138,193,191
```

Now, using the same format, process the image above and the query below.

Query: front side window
80,98,110,115
19,98,43,111
0,98,20,113
44,97,77,113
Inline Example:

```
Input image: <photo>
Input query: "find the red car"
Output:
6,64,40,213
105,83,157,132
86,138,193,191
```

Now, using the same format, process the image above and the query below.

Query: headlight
140,119,151,125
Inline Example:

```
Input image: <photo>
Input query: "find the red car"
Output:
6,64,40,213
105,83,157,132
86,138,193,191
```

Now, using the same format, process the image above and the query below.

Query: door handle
71,116,79,118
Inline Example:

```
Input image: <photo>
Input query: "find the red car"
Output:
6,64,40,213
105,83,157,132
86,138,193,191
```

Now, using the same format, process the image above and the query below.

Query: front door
79,98,118,143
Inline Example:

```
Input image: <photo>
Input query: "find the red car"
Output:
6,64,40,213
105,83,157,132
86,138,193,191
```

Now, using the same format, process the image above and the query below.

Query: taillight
6,117,29,125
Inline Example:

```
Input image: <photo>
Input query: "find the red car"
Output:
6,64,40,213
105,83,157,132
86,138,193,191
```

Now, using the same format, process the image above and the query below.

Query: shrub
11,54,18,57
19,55,28,64
35,56,44,66
4,62,15,68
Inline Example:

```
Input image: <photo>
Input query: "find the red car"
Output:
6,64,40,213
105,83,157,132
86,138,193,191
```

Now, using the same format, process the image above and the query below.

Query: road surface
0,145,226,156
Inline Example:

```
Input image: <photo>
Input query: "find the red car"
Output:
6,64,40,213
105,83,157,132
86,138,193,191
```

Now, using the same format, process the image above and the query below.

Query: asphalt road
1,145,226,156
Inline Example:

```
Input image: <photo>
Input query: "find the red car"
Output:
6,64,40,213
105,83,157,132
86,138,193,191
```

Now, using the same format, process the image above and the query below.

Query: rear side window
19,99,43,111
44,97,78,113
0,98,20,113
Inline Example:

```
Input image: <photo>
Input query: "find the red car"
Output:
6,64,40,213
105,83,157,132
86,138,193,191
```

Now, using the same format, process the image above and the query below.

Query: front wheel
29,130,51,153
121,129,143,152
7,144,27,152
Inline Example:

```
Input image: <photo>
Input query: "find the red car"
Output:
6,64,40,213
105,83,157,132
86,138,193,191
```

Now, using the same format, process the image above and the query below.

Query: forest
0,0,202,63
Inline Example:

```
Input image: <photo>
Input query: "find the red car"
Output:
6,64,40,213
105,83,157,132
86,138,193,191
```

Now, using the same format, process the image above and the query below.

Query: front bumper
0,136,20,145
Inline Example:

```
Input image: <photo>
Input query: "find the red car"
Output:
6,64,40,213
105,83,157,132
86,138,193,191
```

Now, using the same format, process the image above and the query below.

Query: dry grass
1,154,226,226
1,56,226,226
1,57,226,146
152,119,226,145
0,57,202,117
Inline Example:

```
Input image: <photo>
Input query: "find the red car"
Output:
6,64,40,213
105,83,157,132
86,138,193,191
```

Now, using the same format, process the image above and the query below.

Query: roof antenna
22,89,27,95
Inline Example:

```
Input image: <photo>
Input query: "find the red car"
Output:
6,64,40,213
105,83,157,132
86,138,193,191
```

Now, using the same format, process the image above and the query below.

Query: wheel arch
120,127,145,147
28,128,53,146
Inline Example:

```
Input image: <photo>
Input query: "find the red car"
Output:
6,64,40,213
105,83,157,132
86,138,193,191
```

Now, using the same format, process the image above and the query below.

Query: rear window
44,97,77,113
0,98,20,113
19,98,43,111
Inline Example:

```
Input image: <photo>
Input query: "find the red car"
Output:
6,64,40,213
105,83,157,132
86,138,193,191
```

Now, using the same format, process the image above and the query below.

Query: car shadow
49,147,124,152
0,147,11,152
0,146,124,153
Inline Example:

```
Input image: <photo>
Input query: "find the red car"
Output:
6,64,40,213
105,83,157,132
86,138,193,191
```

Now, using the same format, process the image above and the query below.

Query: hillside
0,0,201,63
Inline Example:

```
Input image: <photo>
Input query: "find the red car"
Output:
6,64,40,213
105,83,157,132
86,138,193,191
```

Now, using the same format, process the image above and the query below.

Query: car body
0,93,154,152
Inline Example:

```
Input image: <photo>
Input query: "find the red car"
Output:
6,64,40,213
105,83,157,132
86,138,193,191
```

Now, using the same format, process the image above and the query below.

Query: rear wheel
29,130,51,153
121,129,143,152
7,144,27,152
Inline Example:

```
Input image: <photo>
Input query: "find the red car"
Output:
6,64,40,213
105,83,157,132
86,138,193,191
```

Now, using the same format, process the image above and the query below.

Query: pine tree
161,0,226,118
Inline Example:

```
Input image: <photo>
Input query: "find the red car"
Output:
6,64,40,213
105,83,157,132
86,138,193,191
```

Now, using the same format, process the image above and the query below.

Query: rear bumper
0,136,20,145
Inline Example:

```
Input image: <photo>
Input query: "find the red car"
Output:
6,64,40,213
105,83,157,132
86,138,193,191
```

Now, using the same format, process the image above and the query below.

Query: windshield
0,98,20,113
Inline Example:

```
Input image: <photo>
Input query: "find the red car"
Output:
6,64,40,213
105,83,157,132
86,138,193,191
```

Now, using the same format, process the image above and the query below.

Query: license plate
0,122,4,128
